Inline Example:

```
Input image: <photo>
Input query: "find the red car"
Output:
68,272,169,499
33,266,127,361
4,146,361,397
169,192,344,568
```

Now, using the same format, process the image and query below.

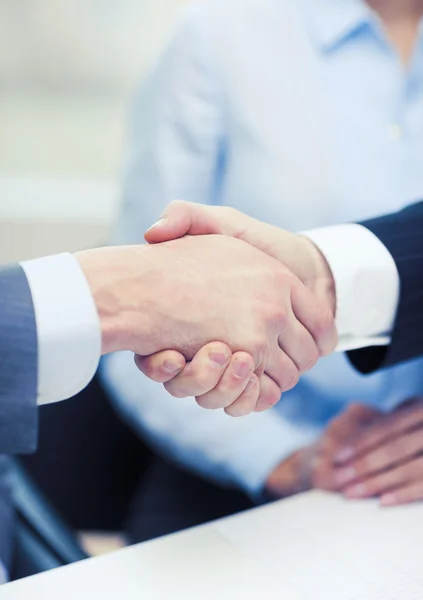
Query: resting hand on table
264,403,380,498
265,399,423,506
334,398,423,506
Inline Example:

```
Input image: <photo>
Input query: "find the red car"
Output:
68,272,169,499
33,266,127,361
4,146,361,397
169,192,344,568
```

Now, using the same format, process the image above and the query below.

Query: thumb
144,200,223,244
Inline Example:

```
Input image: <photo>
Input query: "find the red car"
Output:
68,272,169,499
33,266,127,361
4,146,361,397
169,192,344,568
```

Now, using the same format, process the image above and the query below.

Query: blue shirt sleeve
101,5,323,496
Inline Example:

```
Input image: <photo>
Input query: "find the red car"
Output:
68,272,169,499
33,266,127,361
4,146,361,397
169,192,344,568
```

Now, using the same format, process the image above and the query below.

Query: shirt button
388,123,403,140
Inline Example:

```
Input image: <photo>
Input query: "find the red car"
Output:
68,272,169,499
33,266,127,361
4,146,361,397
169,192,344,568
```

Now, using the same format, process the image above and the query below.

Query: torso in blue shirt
110,0,423,490
190,0,423,430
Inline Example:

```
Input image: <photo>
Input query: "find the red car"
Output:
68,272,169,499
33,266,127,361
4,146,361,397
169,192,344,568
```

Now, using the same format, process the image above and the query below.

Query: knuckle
223,206,239,219
280,364,300,392
250,339,269,370
260,387,281,409
168,199,184,211
195,394,221,410
314,308,336,351
299,345,319,373
196,396,214,410
315,308,334,336
233,352,255,370
164,382,186,399
256,377,282,411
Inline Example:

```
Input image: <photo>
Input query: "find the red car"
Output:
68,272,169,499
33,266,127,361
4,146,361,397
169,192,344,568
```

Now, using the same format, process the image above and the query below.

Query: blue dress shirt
101,0,423,497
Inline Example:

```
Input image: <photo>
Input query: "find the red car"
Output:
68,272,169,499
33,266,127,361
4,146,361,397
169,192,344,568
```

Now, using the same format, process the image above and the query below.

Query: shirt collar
304,0,373,52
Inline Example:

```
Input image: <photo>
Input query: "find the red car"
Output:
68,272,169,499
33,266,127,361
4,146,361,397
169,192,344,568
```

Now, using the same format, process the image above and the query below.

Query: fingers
342,403,382,425
163,342,231,398
290,281,337,357
196,352,255,410
277,307,319,375
254,374,283,412
381,480,423,507
224,374,260,417
144,201,225,244
334,402,423,464
326,403,381,448
135,351,186,383
262,347,299,403
310,455,338,491
263,297,322,400
343,456,423,501
137,342,260,414
333,428,423,488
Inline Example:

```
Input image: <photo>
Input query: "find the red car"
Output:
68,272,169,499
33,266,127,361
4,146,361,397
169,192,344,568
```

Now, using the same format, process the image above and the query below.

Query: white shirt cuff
21,253,101,405
302,224,400,352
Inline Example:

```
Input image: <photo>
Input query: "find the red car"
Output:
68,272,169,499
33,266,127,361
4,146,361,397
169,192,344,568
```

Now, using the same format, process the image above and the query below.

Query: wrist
75,246,154,356
297,236,336,317
265,449,311,498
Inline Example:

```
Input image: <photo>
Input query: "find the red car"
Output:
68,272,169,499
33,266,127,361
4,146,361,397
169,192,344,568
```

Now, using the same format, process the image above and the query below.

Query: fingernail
380,493,397,507
245,377,257,392
162,360,183,375
146,217,166,232
344,484,367,499
233,360,252,379
334,466,356,486
209,350,230,367
335,447,355,464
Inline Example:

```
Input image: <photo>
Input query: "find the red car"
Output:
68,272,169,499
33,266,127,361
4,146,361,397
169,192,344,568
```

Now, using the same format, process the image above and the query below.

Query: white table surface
2,491,423,600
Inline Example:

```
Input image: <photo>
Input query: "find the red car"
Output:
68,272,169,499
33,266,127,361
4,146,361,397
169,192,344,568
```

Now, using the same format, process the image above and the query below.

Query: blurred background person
102,0,423,541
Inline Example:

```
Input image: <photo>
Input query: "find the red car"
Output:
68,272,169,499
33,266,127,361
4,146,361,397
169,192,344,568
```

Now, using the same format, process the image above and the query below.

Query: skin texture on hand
265,449,311,498
145,200,337,315
76,234,332,414
272,399,423,507
139,201,337,410
135,343,260,417
264,403,381,498
333,398,423,506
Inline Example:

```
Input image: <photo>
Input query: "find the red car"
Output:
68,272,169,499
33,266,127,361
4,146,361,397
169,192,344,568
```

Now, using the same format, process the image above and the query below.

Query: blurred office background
0,0,188,263
0,0,193,568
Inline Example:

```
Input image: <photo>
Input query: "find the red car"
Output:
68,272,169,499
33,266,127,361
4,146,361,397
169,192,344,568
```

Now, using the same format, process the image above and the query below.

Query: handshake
77,202,337,416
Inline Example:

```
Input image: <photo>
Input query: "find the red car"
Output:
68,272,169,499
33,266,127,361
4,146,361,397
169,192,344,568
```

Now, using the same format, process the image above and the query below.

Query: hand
141,201,337,407
265,449,312,498
334,398,423,506
145,200,336,314
264,403,380,497
76,234,335,414
135,343,260,417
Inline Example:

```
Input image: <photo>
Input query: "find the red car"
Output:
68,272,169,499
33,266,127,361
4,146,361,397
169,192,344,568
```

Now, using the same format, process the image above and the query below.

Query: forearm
348,203,423,371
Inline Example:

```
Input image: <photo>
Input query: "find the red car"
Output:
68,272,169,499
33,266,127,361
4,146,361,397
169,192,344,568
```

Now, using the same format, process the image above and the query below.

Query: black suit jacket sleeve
0,265,38,454
348,201,423,374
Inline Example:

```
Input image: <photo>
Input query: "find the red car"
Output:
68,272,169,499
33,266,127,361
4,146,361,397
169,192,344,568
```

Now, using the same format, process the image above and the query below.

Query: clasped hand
135,201,337,416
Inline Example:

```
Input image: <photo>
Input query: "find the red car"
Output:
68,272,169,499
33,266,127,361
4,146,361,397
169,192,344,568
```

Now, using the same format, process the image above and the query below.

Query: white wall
0,0,189,262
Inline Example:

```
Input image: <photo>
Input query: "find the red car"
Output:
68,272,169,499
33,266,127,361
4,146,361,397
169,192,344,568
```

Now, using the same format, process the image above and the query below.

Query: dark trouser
124,456,255,544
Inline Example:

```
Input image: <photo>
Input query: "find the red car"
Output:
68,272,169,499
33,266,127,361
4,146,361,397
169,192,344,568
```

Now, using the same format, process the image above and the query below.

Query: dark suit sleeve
348,201,423,374
0,265,38,454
